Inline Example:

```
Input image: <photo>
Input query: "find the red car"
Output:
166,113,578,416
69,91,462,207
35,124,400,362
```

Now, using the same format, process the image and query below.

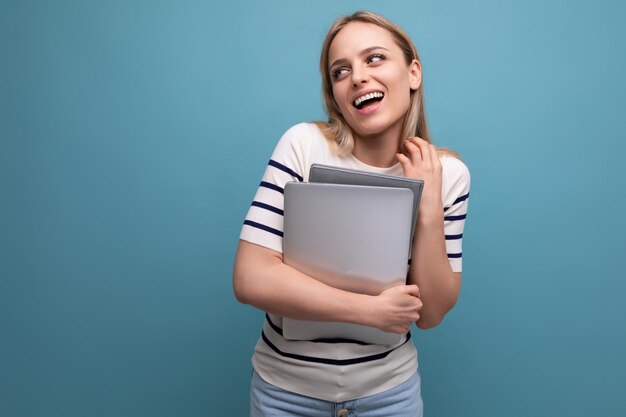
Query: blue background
2,0,625,416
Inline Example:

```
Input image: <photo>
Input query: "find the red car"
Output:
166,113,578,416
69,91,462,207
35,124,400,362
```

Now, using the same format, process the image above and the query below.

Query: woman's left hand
396,137,443,223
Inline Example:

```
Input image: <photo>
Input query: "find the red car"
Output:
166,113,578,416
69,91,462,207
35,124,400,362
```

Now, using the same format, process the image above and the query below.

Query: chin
352,119,395,137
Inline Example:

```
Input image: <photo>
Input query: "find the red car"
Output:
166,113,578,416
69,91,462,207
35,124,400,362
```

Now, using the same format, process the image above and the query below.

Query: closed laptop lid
282,182,413,344
283,182,413,295
309,163,423,246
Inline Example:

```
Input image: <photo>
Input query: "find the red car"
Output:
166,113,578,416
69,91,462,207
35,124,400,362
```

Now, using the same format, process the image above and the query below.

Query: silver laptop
282,182,413,345
309,163,423,248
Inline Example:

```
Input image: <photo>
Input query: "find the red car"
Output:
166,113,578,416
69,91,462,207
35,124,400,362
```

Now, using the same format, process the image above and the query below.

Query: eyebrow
329,46,390,69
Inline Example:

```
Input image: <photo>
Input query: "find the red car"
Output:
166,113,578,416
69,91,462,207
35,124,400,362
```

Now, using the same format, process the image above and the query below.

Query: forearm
233,240,376,326
408,214,461,328
396,140,468,329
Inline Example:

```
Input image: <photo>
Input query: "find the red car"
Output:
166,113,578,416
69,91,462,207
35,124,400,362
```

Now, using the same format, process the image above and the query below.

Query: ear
408,59,422,91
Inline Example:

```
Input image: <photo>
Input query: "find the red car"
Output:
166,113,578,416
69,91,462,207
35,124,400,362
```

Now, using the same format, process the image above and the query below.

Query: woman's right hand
369,285,423,334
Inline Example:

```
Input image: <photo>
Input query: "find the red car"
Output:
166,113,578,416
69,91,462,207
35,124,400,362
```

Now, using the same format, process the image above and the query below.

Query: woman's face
328,22,421,140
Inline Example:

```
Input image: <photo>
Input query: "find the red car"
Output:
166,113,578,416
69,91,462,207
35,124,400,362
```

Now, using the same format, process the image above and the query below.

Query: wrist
348,293,377,327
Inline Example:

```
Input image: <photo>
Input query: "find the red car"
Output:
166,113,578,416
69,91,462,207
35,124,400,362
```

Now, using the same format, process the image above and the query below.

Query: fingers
403,138,423,163
395,152,413,177
396,285,424,312
383,284,421,299
403,137,435,170
376,285,423,333
429,143,441,172
404,284,421,298
404,285,423,316
394,323,414,335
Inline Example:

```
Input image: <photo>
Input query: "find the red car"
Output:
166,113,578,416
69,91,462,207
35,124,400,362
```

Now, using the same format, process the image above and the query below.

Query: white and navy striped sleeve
441,156,471,272
239,124,311,253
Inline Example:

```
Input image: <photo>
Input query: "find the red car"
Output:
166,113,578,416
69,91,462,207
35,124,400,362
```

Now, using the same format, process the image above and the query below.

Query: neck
351,123,403,168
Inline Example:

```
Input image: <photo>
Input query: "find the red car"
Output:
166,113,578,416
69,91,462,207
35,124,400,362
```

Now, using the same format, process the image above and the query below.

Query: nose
351,64,369,87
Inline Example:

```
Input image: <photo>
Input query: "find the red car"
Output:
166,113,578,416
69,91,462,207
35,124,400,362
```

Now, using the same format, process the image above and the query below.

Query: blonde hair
316,11,460,159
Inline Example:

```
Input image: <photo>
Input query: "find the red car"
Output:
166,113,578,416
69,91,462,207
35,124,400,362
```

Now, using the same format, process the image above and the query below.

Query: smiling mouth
353,92,384,109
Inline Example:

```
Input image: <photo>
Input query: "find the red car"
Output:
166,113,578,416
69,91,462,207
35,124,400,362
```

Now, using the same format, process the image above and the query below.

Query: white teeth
354,91,384,107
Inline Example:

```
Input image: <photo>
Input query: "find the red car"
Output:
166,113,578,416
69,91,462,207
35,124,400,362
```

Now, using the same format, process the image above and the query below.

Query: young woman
233,11,470,417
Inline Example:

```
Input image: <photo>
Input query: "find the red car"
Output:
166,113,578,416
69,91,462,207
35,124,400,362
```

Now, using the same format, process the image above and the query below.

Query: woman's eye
332,67,349,79
367,54,385,64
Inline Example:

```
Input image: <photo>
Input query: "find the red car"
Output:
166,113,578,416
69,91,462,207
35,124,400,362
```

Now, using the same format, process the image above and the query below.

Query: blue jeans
250,369,423,417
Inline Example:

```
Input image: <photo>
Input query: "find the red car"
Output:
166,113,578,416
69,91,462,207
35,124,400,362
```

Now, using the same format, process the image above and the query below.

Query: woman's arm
233,240,423,334
408,213,461,329
396,138,463,329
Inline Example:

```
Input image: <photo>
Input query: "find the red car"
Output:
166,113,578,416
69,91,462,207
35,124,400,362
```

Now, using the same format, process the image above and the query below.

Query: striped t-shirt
240,122,470,402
